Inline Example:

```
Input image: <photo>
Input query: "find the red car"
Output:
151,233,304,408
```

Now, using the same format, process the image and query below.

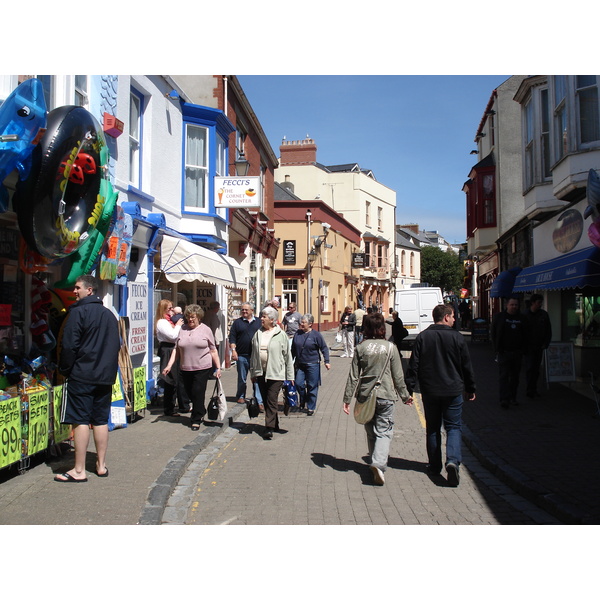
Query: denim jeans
236,355,263,404
422,394,463,471
364,398,395,471
295,363,321,411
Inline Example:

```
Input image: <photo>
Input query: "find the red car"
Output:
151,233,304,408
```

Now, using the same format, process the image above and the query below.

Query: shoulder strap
376,341,393,385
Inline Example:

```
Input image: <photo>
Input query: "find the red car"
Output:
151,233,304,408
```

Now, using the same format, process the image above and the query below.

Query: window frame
129,88,143,189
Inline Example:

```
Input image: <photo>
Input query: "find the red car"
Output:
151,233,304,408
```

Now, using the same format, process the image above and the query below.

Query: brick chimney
399,224,419,234
279,138,317,166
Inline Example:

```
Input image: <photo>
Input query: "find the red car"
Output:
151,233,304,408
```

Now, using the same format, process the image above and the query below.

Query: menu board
545,342,576,383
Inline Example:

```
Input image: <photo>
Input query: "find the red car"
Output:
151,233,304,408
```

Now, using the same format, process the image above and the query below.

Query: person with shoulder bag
342,312,412,486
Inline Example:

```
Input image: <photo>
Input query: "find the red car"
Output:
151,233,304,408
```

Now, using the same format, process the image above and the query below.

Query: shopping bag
283,380,298,408
335,331,342,343
216,378,227,421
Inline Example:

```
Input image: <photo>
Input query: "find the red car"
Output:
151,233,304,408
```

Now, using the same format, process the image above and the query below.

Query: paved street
165,336,558,526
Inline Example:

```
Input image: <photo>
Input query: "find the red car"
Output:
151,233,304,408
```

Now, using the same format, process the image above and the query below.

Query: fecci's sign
128,282,148,356
214,176,261,208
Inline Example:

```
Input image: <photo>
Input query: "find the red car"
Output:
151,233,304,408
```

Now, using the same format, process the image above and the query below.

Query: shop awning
489,267,522,298
160,235,246,289
513,246,600,292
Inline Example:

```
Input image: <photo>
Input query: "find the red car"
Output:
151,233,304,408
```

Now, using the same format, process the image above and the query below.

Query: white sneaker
340,353,348,358
370,465,385,485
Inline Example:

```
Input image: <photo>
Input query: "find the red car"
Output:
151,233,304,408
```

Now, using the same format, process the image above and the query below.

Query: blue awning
490,267,522,298
513,246,600,292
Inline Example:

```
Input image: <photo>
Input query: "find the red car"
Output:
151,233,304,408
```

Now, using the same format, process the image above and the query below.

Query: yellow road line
412,392,426,429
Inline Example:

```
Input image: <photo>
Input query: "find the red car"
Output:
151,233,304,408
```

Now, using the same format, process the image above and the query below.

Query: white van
394,287,443,336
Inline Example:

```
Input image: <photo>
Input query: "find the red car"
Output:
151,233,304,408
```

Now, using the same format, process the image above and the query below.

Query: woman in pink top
163,304,221,430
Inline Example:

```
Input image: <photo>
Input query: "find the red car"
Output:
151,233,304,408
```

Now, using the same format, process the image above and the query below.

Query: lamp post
306,209,312,314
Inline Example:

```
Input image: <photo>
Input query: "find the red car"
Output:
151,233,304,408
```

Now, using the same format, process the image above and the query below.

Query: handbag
353,342,392,425
247,396,260,418
206,381,220,421
335,331,342,344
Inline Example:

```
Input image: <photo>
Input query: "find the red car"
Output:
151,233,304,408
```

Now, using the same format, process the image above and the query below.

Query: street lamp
306,209,312,314
234,153,250,176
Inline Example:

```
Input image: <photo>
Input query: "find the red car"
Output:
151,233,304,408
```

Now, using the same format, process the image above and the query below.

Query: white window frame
184,123,209,211
576,75,599,146
74,75,89,108
322,281,330,312
129,89,142,188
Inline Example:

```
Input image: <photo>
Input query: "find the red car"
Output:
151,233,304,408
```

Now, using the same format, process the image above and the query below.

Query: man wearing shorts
54,275,121,482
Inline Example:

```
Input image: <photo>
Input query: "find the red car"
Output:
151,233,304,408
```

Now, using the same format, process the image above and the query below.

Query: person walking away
405,304,476,487
55,275,120,482
524,293,552,398
491,297,528,409
250,306,294,440
203,301,223,350
354,304,366,345
342,313,412,486
390,310,409,349
291,314,331,415
282,302,302,342
163,304,221,430
229,302,264,412
154,299,185,416
339,306,356,358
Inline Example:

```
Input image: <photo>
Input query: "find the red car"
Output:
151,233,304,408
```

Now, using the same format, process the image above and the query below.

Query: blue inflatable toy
0,78,47,212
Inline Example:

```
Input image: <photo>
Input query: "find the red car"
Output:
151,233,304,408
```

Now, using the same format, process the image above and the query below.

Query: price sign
26,390,49,456
133,366,147,412
0,396,21,468
52,386,71,444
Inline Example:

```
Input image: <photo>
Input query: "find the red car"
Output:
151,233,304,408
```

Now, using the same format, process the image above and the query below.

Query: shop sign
127,282,148,356
352,252,365,268
214,176,261,208
0,396,21,468
283,240,296,264
552,208,583,253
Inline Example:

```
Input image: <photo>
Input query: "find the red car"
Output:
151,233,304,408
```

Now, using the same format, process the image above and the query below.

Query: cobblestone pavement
169,344,559,526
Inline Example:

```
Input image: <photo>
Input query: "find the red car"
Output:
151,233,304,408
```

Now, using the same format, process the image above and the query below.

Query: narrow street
163,348,559,526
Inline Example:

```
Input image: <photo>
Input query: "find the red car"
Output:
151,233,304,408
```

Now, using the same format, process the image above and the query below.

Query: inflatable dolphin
0,78,47,212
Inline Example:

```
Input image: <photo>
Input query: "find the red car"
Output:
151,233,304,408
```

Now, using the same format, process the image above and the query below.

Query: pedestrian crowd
54,288,552,490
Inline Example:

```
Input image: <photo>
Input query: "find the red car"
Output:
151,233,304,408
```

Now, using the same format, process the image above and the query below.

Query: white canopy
160,235,246,289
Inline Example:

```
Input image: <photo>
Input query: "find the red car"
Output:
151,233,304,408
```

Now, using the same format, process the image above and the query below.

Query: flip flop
95,468,109,478
54,472,88,483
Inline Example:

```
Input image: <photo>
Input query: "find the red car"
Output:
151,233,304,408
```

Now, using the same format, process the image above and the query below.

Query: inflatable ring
54,178,118,289
15,105,109,259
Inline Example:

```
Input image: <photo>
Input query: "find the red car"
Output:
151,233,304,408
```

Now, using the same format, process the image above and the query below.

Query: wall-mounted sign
283,240,296,264
552,208,583,253
214,176,261,208
352,252,365,268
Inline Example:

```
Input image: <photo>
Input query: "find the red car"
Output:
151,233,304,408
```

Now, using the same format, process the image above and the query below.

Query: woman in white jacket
250,306,295,439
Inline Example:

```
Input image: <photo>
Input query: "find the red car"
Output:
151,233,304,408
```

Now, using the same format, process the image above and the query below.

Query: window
401,250,406,275
38,75,55,110
377,244,384,268
74,75,88,108
482,174,495,225
365,201,371,227
522,84,551,191
236,128,247,159
541,88,551,178
524,98,535,189
282,279,298,307
322,281,330,312
215,133,227,218
184,124,208,210
553,75,568,161
129,89,142,188
377,206,383,230
576,75,599,145
410,252,414,277
365,241,371,268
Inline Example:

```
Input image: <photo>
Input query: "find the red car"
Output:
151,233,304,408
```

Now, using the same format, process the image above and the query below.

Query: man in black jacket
54,275,120,482
524,294,552,398
405,304,476,487
491,297,528,409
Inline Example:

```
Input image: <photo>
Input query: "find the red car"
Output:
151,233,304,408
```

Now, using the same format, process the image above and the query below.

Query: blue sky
238,75,509,245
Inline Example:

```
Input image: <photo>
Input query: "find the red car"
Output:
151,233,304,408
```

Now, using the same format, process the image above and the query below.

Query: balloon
0,78,47,212
14,105,110,259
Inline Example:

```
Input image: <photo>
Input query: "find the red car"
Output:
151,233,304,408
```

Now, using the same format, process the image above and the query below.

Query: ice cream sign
214,176,261,208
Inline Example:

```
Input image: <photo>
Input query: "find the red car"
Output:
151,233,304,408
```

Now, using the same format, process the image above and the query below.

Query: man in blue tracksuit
229,302,263,409
55,275,120,483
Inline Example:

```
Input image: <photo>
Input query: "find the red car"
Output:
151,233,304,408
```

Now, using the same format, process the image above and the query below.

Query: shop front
513,200,600,379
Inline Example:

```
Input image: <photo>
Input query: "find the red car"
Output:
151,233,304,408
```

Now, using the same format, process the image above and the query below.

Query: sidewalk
459,334,600,524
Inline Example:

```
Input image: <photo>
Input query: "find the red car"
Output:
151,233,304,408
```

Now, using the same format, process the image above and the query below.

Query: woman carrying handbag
342,312,412,486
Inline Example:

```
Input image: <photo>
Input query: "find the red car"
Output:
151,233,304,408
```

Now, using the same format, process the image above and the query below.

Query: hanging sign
283,240,296,264
214,176,261,208
127,282,148,356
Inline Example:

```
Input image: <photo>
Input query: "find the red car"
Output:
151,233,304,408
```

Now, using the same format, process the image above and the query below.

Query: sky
238,74,509,244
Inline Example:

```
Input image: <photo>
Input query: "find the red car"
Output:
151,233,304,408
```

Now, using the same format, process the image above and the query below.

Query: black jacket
405,324,476,397
58,295,121,385
491,311,528,354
